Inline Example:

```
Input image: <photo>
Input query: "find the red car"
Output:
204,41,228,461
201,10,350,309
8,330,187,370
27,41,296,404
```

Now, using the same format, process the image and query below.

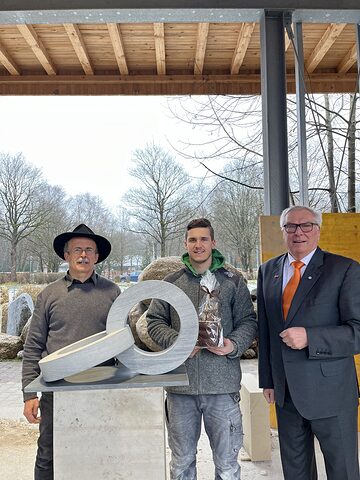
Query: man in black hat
22,224,120,480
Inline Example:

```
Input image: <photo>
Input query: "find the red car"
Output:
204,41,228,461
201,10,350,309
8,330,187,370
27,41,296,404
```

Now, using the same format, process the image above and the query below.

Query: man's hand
280,327,308,350
206,338,234,356
23,398,41,424
263,388,275,404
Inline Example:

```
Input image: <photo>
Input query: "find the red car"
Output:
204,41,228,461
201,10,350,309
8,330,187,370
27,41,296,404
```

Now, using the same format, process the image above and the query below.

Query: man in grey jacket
22,224,120,480
147,218,257,480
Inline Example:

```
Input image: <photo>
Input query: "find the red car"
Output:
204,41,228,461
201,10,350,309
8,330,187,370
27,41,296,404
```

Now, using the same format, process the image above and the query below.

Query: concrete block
240,373,271,461
54,387,166,479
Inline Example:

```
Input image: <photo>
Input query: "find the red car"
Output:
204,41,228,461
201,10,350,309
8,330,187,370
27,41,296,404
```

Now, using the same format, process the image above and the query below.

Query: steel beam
357,24,360,94
260,10,289,215
0,2,360,24
294,22,309,206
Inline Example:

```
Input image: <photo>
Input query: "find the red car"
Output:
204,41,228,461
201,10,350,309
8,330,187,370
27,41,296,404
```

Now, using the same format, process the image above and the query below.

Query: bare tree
211,159,263,274
27,185,70,272
169,95,264,187
0,153,50,281
125,143,191,257
67,192,112,231
172,94,359,212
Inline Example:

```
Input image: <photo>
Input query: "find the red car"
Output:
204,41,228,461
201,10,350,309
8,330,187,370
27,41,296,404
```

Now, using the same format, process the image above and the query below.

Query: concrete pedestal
25,365,188,480
240,373,271,461
54,387,165,479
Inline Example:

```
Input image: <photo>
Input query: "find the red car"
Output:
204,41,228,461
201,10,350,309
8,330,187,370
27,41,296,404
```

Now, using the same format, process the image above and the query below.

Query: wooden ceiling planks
0,21,357,95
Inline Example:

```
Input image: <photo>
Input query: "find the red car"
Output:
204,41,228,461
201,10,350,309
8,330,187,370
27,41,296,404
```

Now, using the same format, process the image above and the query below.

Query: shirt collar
65,270,97,287
287,248,317,267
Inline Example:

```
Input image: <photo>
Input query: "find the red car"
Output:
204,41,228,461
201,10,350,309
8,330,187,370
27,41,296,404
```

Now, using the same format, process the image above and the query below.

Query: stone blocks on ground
1,303,9,333
7,293,34,336
0,334,23,360
20,316,32,344
240,373,271,461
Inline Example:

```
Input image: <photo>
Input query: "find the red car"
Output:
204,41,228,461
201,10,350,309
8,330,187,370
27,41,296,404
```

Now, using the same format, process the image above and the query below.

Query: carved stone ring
107,280,199,375
39,280,199,382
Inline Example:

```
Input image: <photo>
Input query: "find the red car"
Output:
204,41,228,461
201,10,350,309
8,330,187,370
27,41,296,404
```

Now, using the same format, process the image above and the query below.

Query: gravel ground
0,360,330,480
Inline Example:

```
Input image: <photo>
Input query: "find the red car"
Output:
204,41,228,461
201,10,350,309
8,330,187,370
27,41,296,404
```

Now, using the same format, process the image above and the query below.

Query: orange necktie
282,261,304,320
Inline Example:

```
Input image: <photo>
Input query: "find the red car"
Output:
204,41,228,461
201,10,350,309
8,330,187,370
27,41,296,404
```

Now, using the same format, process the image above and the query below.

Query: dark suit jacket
258,247,360,420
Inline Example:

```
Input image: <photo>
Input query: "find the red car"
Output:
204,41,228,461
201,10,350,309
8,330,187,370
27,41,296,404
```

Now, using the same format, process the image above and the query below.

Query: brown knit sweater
22,271,120,400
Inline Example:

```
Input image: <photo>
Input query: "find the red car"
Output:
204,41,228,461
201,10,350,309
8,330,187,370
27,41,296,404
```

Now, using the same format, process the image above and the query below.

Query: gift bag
196,271,224,348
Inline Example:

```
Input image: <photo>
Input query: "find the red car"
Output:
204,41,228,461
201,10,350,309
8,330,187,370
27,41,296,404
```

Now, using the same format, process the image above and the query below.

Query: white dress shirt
282,249,317,292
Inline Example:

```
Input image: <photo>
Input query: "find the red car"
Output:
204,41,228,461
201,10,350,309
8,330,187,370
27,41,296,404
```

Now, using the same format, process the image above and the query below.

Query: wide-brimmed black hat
53,224,111,263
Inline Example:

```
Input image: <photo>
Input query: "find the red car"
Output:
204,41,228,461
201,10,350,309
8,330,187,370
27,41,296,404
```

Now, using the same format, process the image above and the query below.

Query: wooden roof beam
107,23,129,75
231,22,256,75
284,23,294,52
0,73,356,96
17,24,56,75
0,41,20,75
305,23,346,73
337,43,357,73
194,22,209,75
154,22,166,75
64,23,94,75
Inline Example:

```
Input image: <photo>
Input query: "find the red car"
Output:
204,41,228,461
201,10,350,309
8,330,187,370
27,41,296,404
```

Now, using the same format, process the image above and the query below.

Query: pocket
229,407,243,454
320,358,347,377
229,392,240,403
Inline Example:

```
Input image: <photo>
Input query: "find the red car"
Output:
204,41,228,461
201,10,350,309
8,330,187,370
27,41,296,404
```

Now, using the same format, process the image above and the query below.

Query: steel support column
357,24,360,94
260,10,289,215
294,22,309,206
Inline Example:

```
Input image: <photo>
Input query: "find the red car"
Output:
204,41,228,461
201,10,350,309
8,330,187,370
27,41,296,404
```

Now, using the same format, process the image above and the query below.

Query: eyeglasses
69,247,97,255
283,222,318,234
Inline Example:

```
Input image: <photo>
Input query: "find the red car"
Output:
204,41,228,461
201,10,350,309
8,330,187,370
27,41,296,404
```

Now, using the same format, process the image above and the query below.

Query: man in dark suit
258,205,360,480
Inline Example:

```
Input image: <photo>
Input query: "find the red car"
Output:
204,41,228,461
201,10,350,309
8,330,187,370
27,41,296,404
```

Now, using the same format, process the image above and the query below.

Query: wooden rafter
0,20,354,96
0,41,20,75
305,23,346,73
17,24,57,75
231,22,256,75
284,24,294,52
107,23,129,75
337,43,357,73
154,22,166,75
194,23,209,75
64,23,94,75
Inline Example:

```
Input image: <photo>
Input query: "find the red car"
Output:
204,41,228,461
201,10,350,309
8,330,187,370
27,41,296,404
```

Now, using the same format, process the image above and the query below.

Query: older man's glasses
283,223,318,234
70,247,96,255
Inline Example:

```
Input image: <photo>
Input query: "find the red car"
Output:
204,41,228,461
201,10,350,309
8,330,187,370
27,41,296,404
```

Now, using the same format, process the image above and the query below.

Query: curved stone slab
106,280,198,375
39,326,134,382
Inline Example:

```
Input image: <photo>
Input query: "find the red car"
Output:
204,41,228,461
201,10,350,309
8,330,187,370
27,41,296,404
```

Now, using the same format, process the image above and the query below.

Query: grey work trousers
166,392,243,480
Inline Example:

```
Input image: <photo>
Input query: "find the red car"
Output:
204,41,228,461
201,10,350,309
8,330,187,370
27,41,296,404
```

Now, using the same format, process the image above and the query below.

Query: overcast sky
0,95,206,210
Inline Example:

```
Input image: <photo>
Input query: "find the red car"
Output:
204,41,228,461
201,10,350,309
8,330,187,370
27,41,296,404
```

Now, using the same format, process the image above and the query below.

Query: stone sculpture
39,280,198,382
